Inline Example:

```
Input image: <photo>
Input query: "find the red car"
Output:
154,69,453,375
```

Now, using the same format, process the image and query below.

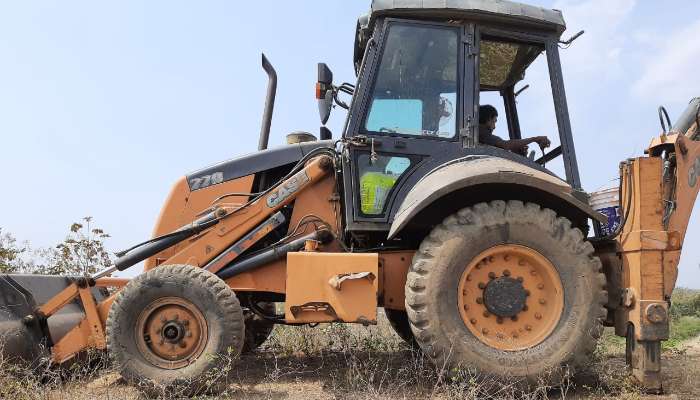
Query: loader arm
1,154,335,364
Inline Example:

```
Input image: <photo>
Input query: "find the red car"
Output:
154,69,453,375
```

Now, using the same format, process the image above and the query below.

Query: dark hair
479,105,498,124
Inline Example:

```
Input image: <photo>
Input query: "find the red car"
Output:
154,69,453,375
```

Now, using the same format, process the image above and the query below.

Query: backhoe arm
608,116,700,391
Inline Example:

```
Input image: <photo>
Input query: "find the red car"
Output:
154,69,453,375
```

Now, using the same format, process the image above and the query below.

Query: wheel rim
458,245,564,351
135,297,208,369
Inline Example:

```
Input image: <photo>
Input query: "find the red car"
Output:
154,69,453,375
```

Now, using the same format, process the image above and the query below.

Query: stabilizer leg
626,325,663,394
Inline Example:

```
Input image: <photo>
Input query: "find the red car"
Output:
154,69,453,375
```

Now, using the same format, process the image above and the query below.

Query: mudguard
388,156,605,239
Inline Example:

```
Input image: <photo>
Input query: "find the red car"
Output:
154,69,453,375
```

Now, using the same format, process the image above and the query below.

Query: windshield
364,23,459,138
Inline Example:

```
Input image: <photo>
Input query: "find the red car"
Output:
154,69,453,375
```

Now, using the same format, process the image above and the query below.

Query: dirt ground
44,333,700,400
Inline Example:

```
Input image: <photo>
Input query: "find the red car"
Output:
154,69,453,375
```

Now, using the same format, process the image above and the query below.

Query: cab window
364,23,459,138
358,153,412,215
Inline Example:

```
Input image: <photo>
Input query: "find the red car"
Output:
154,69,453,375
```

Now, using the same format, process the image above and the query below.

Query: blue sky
1,1,699,287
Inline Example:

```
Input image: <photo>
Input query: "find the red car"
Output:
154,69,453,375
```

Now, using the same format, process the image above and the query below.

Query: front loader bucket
0,274,109,362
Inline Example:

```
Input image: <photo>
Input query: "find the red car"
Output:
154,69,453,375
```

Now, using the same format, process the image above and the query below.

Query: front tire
106,264,245,397
405,201,607,384
242,301,276,353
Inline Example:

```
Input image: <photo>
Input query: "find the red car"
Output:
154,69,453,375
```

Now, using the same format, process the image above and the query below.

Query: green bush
670,288,700,319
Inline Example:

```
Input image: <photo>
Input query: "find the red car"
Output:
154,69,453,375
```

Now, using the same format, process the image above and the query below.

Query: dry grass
1,310,699,400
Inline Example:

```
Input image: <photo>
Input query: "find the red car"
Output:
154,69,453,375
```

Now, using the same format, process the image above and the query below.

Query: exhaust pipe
258,53,277,151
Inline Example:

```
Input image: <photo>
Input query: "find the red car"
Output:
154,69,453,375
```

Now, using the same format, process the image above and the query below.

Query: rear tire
384,308,417,348
405,201,607,385
106,264,244,397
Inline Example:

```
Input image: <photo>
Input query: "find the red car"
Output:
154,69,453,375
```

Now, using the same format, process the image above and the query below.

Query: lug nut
539,299,546,305
537,283,545,290
478,282,487,289
503,269,511,277
463,304,470,311
530,270,537,276
483,311,491,318
511,315,518,322
535,313,542,320
504,255,510,261
482,328,489,335
488,272,497,280
525,325,532,331
525,290,531,297
466,274,472,281
462,288,468,296
488,256,495,263
517,277,524,283
470,318,477,325
497,317,504,324
512,332,519,339
523,305,529,311
518,259,527,266
496,333,505,339
476,297,484,304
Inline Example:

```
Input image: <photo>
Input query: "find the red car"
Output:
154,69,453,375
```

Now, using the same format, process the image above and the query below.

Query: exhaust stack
259,53,277,151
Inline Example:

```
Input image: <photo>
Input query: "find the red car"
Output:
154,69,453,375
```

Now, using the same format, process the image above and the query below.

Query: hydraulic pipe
258,53,277,151
93,209,222,279
672,97,700,138
216,230,332,281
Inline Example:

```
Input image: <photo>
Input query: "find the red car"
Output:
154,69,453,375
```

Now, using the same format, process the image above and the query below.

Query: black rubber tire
242,302,275,353
384,308,418,348
405,200,607,385
106,264,244,397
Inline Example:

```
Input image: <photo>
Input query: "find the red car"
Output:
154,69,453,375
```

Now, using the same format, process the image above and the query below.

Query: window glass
364,24,458,138
358,154,412,215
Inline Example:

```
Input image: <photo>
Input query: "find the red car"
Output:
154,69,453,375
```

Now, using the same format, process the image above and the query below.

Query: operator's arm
498,136,551,153
480,129,551,154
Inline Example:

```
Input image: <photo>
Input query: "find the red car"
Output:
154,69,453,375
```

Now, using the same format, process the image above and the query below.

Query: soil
46,335,700,400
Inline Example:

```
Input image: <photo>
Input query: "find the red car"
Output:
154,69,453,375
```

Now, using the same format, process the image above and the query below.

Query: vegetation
0,217,112,275
0,224,698,399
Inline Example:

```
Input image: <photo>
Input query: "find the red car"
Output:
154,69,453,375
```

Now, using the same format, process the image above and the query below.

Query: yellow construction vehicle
1,0,699,395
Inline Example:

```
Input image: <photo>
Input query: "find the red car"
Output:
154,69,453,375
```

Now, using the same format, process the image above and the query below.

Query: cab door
343,19,476,231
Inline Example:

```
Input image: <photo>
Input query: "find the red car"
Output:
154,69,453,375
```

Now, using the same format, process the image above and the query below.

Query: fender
388,156,605,239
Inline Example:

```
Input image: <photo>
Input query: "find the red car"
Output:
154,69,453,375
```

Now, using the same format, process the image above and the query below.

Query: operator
478,105,551,156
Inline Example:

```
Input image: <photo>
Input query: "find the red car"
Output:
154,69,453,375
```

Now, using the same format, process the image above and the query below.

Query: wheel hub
483,277,527,318
458,245,564,351
162,321,185,343
135,297,208,369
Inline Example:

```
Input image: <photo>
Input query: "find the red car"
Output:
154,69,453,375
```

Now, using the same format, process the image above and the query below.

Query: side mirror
316,63,334,125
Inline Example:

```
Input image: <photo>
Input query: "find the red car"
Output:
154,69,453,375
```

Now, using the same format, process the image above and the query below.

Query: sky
0,1,699,287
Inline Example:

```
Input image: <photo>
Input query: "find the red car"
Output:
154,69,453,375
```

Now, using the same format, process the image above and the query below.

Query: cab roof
369,0,565,32
355,0,567,71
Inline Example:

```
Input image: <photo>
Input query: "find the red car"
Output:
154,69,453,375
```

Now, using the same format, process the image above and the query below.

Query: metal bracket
328,272,375,291
289,302,338,320
460,124,476,149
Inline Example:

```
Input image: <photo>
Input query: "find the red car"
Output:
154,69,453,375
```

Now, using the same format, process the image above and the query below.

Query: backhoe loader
2,0,699,395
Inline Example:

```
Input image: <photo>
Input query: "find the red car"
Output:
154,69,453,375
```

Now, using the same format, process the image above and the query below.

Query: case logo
266,170,310,208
